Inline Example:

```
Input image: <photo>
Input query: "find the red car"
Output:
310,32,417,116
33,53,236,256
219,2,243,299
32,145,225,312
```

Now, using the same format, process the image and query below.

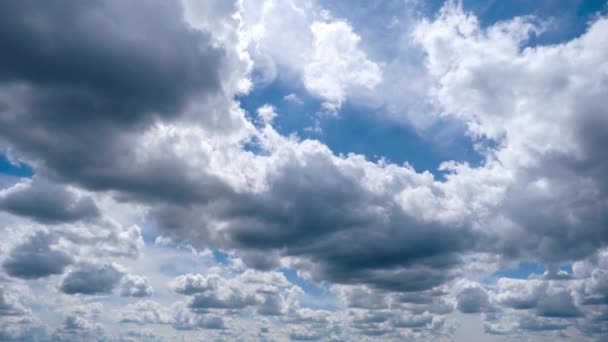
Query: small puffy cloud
283,93,303,105
305,20,382,111
120,275,153,298
456,284,492,314
170,273,220,295
256,104,277,124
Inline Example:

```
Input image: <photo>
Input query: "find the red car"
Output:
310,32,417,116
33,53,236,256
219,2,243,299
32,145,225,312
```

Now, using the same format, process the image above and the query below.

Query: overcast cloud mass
0,0,607,341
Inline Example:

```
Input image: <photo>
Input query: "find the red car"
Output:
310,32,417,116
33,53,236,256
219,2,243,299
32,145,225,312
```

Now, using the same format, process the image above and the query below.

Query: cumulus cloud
2,231,72,279
0,179,99,223
120,275,153,298
0,0,607,340
456,284,492,314
171,273,220,295
304,20,382,110
60,263,123,295
414,0,608,263
0,287,28,316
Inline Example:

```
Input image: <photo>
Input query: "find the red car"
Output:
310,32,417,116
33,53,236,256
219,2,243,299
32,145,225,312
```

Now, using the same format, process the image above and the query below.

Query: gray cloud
0,287,28,316
60,263,123,295
189,291,258,311
155,147,471,292
171,273,220,295
0,1,606,340
536,291,582,318
0,179,99,224
456,286,492,314
0,0,239,206
2,231,72,279
120,275,153,298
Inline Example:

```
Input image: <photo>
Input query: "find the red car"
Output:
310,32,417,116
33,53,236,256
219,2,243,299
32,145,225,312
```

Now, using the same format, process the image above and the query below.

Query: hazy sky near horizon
0,0,608,341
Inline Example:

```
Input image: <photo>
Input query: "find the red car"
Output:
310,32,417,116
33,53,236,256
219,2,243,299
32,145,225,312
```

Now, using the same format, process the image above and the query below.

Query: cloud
60,263,123,295
0,0,249,204
0,0,606,340
2,231,72,279
119,300,173,326
456,284,492,314
0,287,28,316
189,291,258,311
304,20,382,111
414,1,608,263
0,179,99,224
238,0,381,111
256,104,278,125
171,273,220,295
120,275,153,298
153,137,472,292
283,93,304,105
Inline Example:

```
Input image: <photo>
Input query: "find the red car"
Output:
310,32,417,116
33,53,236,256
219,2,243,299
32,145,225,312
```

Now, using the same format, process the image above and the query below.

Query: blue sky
0,1,607,341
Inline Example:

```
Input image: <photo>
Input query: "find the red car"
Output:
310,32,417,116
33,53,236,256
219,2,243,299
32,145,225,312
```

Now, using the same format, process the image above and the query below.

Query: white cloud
304,20,382,111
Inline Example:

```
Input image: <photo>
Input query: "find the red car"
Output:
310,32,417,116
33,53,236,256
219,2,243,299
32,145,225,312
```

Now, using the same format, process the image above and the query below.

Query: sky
0,0,607,341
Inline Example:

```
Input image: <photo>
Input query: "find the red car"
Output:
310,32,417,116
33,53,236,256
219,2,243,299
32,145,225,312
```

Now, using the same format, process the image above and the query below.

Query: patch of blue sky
281,268,327,298
212,249,231,266
560,263,573,275
464,0,607,44
485,261,576,284
0,153,34,177
492,261,546,280
281,267,339,310
238,78,482,176
459,0,608,50
347,0,608,47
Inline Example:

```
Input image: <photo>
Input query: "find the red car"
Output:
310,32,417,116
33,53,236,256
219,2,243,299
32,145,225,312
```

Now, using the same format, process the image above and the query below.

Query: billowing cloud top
0,0,607,341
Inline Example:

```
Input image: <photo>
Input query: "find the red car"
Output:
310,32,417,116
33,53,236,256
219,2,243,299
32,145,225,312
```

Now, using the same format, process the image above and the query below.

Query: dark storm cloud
2,231,72,279
0,179,99,223
60,263,123,295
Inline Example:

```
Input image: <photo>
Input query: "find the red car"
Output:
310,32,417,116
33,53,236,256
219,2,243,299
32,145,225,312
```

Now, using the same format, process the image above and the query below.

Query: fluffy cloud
120,275,153,298
304,20,382,111
171,273,220,295
0,287,28,316
415,1,608,263
0,0,606,340
60,263,124,295
2,231,72,279
0,179,99,224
